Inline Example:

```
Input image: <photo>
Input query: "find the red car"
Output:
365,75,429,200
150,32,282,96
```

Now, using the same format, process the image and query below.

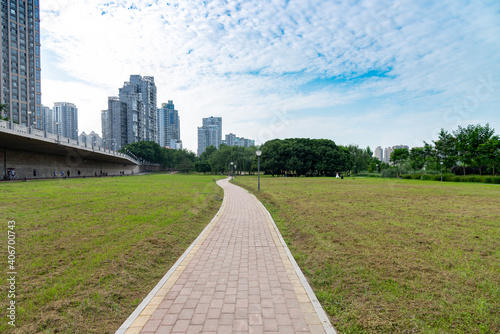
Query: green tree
434,129,457,173
194,160,211,174
174,149,197,173
120,141,166,166
409,147,426,172
422,142,437,170
260,138,350,177
454,123,495,175
347,145,373,172
199,145,218,162
390,148,409,176
478,137,500,175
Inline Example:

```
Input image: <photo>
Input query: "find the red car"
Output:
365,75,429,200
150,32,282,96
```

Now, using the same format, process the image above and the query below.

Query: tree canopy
259,138,350,176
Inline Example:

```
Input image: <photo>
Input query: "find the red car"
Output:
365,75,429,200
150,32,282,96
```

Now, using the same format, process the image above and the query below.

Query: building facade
41,105,55,134
157,100,181,148
1,0,42,128
130,75,157,143
374,146,383,162
197,116,222,156
80,131,103,147
101,75,157,150
53,102,78,140
223,133,255,148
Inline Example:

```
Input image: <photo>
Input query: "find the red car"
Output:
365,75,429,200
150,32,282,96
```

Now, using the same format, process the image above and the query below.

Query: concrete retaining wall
2,148,140,179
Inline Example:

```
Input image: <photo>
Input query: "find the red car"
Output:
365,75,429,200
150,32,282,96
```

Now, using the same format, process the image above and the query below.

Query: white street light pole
256,150,262,192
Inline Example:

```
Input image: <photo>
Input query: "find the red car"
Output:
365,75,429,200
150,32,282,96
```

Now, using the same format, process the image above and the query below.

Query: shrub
484,177,494,184
381,168,399,178
451,166,489,175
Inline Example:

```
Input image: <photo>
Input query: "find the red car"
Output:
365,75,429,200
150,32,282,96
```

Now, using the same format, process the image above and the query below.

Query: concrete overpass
0,120,160,180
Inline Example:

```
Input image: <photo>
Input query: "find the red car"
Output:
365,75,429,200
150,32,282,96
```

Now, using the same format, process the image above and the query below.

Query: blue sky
40,0,500,152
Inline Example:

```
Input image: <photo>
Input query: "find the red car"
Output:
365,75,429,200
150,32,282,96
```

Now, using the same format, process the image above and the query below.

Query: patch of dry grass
0,174,223,333
233,176,500,333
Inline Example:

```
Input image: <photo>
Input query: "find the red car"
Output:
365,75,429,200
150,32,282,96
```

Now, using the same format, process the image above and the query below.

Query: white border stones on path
116,178,337,334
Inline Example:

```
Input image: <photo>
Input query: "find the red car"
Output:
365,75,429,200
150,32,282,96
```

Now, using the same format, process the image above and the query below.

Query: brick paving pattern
119,178,332,334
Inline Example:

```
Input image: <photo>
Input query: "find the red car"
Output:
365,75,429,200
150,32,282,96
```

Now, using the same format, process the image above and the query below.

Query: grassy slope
233,176,500,334
0,174,223,333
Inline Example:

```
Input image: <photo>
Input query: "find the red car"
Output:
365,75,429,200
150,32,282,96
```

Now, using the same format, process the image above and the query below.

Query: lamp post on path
230,161,234,179
256,150,262,192
440,161,443,182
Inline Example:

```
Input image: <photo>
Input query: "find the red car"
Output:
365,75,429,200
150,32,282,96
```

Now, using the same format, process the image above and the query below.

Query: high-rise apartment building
224,133,236,147
101,75,157,150
374,146,383,162
197,116,222,156
130,75,157,143
383,147,393,164
53,102,78,140
1,0,42,128
80,131,102,147
223,133,255,148
41,105,55,134
157,100,181,148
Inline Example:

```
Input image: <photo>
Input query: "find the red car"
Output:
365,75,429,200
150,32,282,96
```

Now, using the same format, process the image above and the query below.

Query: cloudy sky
40,0,500,152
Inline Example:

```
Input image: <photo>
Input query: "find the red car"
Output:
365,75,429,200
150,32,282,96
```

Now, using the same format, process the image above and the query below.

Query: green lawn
233,176,500,334
0,174,223,333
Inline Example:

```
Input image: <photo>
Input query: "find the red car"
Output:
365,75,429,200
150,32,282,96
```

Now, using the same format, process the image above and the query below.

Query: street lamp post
376,163,379,174
440,161,443,182
230,161,234,179
256,150,262,192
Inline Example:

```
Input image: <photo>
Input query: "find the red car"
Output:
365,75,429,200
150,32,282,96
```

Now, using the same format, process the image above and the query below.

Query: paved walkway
116,178,336,334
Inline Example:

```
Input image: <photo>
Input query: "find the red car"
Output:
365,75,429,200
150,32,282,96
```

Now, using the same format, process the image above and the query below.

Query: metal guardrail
0,119,140,165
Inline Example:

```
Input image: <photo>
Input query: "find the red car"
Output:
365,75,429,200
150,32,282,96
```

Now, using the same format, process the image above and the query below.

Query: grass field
0,174,223,333
233,176,500,333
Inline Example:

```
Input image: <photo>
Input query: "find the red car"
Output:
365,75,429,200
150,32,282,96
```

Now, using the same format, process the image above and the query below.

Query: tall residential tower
197,116,222,156
157,100,181,148
53,102,78,140
1,0,42,128
101,75,158,150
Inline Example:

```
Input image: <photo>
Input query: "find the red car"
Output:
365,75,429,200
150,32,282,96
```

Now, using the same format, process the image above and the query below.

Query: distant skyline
41,1,500,153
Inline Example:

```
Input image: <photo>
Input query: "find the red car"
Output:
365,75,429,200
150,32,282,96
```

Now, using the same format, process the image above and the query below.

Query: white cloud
40,0,500,151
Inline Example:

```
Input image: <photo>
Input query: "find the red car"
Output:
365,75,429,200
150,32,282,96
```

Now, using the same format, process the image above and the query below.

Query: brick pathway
116,178,336,334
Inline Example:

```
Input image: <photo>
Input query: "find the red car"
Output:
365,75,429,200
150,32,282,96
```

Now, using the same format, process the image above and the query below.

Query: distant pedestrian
54,170,57,177
61,171,64,177
33,169,37,178
78,170,81,177
67,170,70,178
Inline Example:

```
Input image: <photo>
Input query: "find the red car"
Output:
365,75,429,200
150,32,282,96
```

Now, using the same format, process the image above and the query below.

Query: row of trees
120,141,197,173
259,138,351,176
119,123,498,177
120,139,357,177
390,124,499,175
346,145,389,173
120,141,259,175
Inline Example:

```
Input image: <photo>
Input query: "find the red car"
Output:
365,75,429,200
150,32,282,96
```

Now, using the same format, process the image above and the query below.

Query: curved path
116,178,336,334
